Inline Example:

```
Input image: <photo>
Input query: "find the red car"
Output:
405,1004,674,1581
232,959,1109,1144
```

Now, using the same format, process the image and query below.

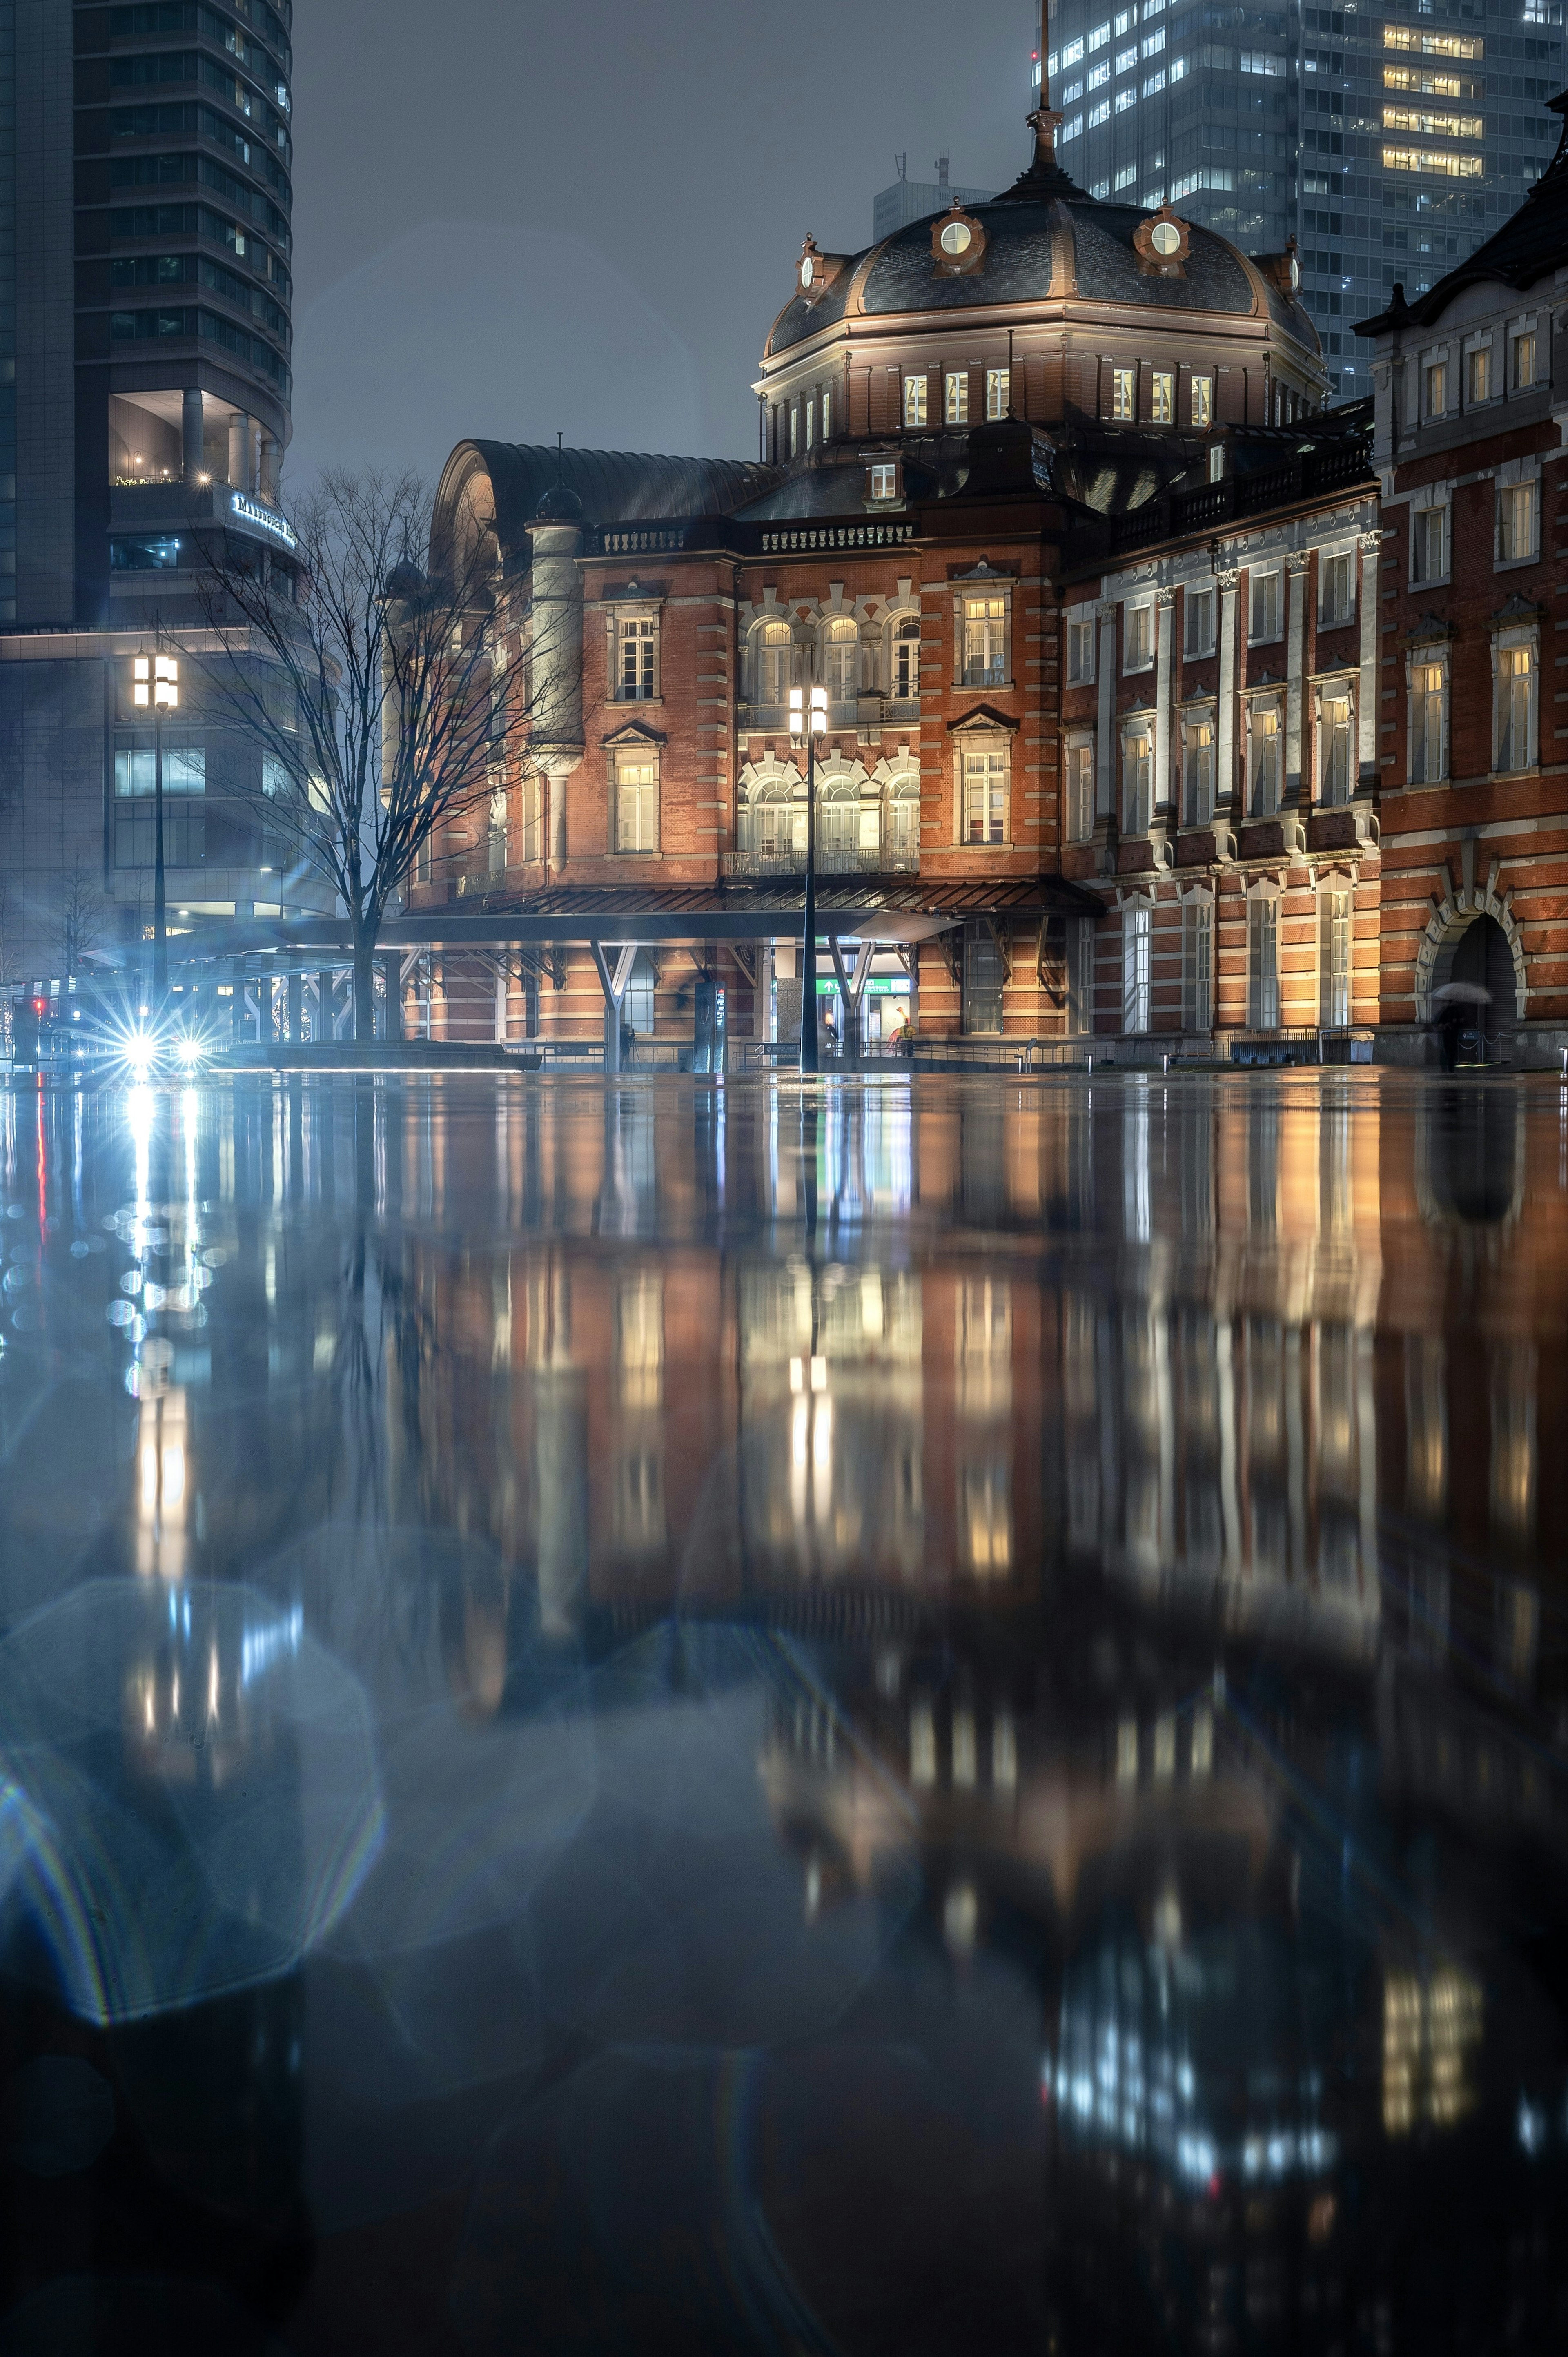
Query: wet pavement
0,1067,1565,2355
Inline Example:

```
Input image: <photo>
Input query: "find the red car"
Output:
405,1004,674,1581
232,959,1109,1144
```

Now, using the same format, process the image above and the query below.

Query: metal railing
1110,439,1374,555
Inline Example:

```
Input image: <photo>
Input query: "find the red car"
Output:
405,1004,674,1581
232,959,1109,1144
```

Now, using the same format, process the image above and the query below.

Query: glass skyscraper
1037,0,1566,397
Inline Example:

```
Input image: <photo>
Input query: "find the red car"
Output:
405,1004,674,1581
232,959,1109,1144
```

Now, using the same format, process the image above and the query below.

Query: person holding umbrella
1430,979,1491,1071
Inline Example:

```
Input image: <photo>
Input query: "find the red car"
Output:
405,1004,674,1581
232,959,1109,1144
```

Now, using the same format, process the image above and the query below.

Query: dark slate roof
732,447,958,521
1069,204,1258,319
860,201,1061,315
461,443,777,550
1355,92,1568,333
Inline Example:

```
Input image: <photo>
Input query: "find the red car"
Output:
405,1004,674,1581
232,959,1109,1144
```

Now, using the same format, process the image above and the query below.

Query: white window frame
612,607,661,703
869,461,899,503
1123,599,1155,673
903,374,929,428
1314,676,1356,806
1248,568,1283,645
1110,365,1136,421
1410,495,1450,588
821,615,862,710
1067,610,1096,685
1181,892,1214,1031
957,735,1010,846
789,404,800,457
1183,582,1216,658
1247,887,1281,1030
1121,720,1153,836
1246,691,1283,815
956,585,1011,689
1180,704,1216,827
1405,642,1450,787
1190,372,1213,428
1492,626,1538,776
1122,899,1152,1034
750,618,794,708
1151,370,1174,424
1319,884,1352,1027
1316,547,1356,628
1463,333,1497,410
986,367,1010,421
889,614,922,701
1065,728,1095,842
822,385,833,439
613,744,660,855
1496,470,1540,568
944,370,969,426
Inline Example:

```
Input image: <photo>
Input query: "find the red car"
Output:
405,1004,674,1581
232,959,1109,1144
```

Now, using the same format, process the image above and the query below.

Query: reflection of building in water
1382,1966,1482,2137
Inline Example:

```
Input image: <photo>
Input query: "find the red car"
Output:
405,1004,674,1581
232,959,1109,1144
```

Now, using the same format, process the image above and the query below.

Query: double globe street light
788,678,827,1076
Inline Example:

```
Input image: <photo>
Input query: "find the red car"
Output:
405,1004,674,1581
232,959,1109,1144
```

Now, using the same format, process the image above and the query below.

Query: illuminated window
1382,103,1483,138
1248,697,1281,813
986,366,1010,420
615,749,659,852
1151,370,1173,423
804,395,815,449
1498,479,1539,564
1494,639,1535,773
1510,326,1538,391
823,615,860,706
1122,724,1152,834
1383,25,1483,60
1182,713,1214,824
1466,344,1492,404
962,743,1008,843
754,620,792,706
1319,887,1351,1026
1247,895,1280,1028
1409,657,1446,784
1319,687,1354,805
891,616,921,699
944,370,969,425
869,461,898,501
821,385,832,439
789,404,799,457
1122,901,1150,1032
962,595,1008,687
1383,62,1466,95
1111,365,1135,419
1383,145,1483,177
903,374,928,428
617,613,657,701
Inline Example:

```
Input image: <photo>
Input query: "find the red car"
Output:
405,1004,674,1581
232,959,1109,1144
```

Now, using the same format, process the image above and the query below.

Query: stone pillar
182,388,204,482
259,435,280,504
227,411,250,490
316,969,335,1042
230,960,247,1040
1356,530,1382,795
1216,568,1240,840
1094,599,1117,820
248,418,263,495
524,497,586,875
1152,586,1175,864
1285,550,1310,847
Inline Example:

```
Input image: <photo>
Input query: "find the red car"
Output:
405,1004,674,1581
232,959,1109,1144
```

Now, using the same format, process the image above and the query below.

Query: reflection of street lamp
789,677,828,1076
132,652,178,996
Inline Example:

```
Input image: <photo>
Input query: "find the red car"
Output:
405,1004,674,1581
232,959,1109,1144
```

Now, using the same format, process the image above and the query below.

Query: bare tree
56,858,105,981
186,467,533,1039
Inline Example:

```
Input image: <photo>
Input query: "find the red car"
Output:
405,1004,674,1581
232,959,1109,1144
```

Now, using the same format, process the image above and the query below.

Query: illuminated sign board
229,491,298,552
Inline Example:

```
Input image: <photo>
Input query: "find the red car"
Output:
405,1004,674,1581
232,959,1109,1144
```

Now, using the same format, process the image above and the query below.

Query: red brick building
400,93,1568,1067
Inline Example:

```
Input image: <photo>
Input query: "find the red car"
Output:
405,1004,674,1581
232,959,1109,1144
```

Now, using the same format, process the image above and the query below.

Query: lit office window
1319,688,1353,804
1182,715,1214,825
1494,642,1535,773
1409,659,1446,784
615,752,659,852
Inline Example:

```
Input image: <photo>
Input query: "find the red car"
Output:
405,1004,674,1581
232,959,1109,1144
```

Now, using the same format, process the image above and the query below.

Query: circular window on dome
800,255,815,289
1287,254,1301,291
940,220,973,256
1150,221,1181,258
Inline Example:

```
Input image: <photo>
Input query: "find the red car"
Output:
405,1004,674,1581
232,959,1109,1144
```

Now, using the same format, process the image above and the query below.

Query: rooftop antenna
555,430,564,482
895,151,907,182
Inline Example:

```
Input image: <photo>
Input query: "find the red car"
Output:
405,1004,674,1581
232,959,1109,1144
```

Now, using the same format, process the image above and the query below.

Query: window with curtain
891,617,921,700
1248,699,1282,814
1183,587,1214,657
618,615,658,700
823,617,860,707
754,621,792,706
1319,687,1353,804
1319,888,1351,1027
615,751,659,852
1412,505,1448,583
1122,726,1152,835
1498,479,1539,562
962,596,1008,687
1248,896,1280,1029
1122,902,1151,1033
1182,715,1214,826
1409,658,1446,783
1495,640,1535,773
962,744,1007,843
1319,551,1354,626
1182,899,1213,1031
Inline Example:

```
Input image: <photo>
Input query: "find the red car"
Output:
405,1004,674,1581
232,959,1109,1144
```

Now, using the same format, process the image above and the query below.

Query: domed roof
766,114,1316,359
532,482,584,523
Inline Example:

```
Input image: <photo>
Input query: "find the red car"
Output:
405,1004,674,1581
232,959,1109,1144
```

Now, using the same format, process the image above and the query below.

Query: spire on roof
992,93,1090,204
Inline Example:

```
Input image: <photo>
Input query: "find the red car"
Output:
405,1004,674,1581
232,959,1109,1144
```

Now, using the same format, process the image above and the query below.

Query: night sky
286,0,1036,487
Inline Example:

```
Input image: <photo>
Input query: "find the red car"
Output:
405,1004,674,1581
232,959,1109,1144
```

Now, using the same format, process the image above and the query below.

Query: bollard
1086,1054,1093,1076
1162,1054,1169,1076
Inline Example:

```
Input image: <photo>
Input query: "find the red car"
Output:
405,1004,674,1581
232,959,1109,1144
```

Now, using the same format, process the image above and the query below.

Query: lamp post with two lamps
788,675,827,1076
131,651,178,999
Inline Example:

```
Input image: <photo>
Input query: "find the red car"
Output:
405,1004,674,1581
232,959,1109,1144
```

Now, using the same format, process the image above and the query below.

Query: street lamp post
789,677,828,1076
132,652,178,999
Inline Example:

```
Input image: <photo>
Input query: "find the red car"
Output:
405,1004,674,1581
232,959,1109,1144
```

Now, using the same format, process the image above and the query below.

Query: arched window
885,768,920,864
753,621,793,707
891,617,921,702
740,763,806,864
823,616,860,709
817,767,860,857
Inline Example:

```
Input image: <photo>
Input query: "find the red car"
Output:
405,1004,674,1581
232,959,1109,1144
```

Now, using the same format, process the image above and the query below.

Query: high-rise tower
1039,0,1566,399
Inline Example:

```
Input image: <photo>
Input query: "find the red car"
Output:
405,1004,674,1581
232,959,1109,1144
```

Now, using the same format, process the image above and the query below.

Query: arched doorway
1447,913,1516,1064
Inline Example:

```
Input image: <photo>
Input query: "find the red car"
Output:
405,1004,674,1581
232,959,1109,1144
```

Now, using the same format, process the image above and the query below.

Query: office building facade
1038,0,1566,397
0,0,317,991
